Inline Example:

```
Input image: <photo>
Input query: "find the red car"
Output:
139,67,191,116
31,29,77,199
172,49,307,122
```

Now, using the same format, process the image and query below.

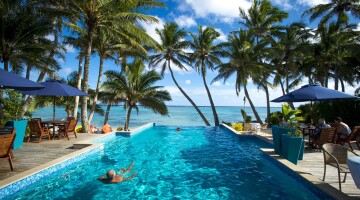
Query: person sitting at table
334,117,351,139
310,118,331,141
102,123,113,134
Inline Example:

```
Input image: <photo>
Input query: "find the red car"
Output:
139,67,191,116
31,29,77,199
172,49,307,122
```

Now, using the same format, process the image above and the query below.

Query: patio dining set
0,68,88,172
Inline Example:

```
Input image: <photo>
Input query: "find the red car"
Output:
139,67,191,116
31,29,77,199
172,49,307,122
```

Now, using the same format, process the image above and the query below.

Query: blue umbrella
271,84,358,102
21,80,88,122
0,68,44,90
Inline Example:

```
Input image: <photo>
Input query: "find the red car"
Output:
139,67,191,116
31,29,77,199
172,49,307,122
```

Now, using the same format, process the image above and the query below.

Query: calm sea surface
31,106,281,128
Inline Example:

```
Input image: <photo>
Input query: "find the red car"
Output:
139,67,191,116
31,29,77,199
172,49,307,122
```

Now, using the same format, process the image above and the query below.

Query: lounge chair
312,127,336,149
337,126,360,151
28,120,51,142
0,128,16,171
58,118,77,140
322,143,359,191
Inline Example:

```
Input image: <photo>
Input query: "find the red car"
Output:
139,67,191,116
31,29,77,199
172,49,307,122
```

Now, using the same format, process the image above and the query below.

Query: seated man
334,117,351,140
102,123,113,134
310,118,331,140
98,161,137,184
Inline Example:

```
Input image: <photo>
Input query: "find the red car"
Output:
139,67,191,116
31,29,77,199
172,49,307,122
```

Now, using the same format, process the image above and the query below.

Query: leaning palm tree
149,22,210,126
102,60,171,130
214,30,266,124
188,25,222,126
238,0,288,122
66,0,163,132
302,0,360,25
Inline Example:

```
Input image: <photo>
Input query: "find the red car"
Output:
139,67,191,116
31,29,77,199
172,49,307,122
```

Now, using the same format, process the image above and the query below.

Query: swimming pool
5,126,320,199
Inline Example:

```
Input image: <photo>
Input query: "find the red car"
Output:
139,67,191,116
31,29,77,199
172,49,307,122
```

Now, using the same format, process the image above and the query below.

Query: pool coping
0,123,154,198
221,123,350,200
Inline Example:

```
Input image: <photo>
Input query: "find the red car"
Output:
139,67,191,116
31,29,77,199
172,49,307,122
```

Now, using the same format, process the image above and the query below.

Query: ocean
31,106,281,129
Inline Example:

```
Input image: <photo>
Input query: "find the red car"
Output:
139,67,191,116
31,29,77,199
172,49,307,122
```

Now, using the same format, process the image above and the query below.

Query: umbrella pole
53,97,56,138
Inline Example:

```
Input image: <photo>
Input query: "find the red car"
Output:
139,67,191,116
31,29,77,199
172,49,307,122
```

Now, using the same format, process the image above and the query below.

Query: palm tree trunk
168,63,210,126
104,102,111,125
20,25,59,118
201,62,219,126
73,55,83,118
244,86,263,124
280,80,285,95
340,78,345,92
264,84,270,125
125,106,133,131
334,68,339,90
81,26,94,133
88,56,104,124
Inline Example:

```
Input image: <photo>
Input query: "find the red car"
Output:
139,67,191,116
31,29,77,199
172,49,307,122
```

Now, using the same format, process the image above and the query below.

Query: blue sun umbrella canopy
0,68,44,90
21,80,88,122
21,80,88,97
271,84,358,102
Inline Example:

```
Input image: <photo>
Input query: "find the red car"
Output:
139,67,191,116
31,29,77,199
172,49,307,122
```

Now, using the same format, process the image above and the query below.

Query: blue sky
40,0,359,107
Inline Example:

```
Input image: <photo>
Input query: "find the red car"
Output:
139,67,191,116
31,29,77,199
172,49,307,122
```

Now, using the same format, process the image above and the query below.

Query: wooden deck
0,133,104,180
259,129,360,199
1,127,360,199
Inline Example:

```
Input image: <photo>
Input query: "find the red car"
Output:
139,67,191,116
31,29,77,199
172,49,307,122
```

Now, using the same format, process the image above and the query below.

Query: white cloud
179,0,252,23
214,28,227,42
356,23,360,31
139,16,165,43
45,34,54,41
272,0,292,10
185,80,191,84
212,81,221,86
65,44,75,53
174,15,197,28
61,67,73,75
296,0,330,7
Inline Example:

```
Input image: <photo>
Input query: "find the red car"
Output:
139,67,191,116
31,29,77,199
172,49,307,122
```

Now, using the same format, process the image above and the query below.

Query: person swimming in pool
98,161,137,184
176,127,181,132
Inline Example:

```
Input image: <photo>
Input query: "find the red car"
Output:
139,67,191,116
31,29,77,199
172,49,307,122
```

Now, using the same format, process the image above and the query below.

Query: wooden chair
322,143,359,191
313,127,336,149
337,126,360,150
27,120,51,142
58,119,77,140
0,129,16,171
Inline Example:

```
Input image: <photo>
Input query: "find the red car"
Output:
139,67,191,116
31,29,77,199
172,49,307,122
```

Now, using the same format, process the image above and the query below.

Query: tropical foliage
102,60,171,130
0,0,359,132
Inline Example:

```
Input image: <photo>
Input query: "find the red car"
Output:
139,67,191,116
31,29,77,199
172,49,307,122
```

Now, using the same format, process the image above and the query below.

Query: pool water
8,126,319,199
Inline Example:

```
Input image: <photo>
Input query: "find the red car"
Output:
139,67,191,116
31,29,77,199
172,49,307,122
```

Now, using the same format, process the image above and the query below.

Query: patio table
42,120,66,139
347,156,360,189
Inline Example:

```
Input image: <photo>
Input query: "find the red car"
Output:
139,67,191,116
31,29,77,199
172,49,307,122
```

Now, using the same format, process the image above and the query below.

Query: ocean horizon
31,106,282,129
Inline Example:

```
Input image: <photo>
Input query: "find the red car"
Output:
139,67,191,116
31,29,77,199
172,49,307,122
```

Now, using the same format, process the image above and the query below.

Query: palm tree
66,0,163,132
238,0,288,42
149,22,211,126
270,22,312,109
312,22,359,90
238,0,288,121
303,0,360,25
102,60,171,130
188,25,222,126
214,30,266,124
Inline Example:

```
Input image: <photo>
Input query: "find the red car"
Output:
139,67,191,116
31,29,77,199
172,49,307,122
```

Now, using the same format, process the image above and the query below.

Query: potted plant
279,104,305,165
273,104,304,161
1,90,29,149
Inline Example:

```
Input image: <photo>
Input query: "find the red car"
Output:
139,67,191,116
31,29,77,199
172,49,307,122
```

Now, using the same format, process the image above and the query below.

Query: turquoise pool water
8,126,319,199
